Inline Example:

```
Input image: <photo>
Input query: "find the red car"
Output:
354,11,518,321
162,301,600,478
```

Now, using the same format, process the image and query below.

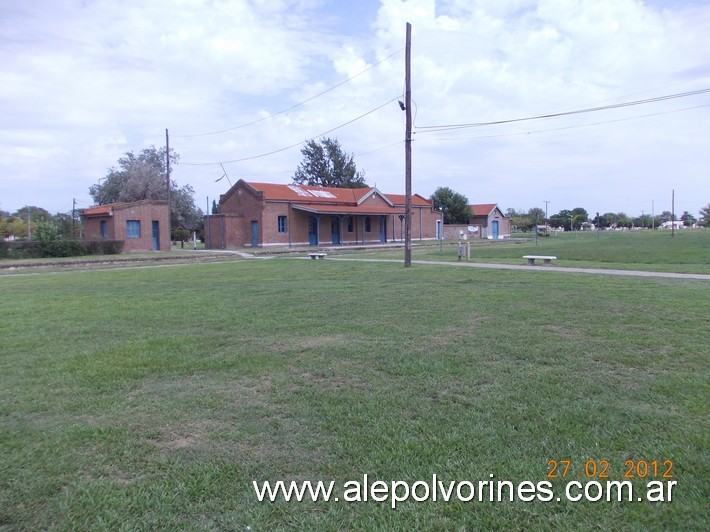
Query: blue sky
1,0,708,219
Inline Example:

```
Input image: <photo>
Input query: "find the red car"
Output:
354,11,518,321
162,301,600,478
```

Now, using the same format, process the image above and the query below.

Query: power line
415,88,710,133
421,103,710,141
182,96,401,166
172,48,404,138
356,140,404,157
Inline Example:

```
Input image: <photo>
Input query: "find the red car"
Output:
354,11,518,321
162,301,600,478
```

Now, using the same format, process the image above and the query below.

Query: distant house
175,222,201,241
81,200,170,252
469,204,510,239
660,220,684,229
204,180,440,248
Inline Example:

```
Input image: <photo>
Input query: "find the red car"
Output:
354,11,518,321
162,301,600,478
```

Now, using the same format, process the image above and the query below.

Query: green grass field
1,233,708,529
356,229,710,274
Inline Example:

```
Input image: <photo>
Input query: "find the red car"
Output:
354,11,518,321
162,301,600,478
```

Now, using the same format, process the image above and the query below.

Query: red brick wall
82,201,169,252
83,217,114,241
113,201,170,252
209,183,441,248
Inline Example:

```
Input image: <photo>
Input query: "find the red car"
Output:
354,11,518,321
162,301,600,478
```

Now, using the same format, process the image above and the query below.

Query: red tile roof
81,203,130,216
470,204,498,216
386,193,432,207
244,182,431,208
247,182,371,203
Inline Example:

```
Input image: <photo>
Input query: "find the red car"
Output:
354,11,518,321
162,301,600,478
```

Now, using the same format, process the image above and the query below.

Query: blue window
126,220,141,238
278,215,287,233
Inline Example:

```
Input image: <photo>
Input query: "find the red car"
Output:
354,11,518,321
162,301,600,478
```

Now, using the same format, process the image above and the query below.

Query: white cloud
0,0,708,218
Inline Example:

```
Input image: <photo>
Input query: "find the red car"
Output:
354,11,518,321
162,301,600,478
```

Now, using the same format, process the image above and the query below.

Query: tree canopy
550,208,588,230
700,204,710,227
293,138,367,188
89,146,202,227
430,187,472,224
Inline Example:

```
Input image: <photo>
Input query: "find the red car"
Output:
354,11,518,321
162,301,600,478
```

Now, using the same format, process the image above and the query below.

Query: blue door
100,220,108,239
331,218,340,245
151,221,160,250
492,220,499,239
379,216,387,243
251,221,259,247
309,216,318,246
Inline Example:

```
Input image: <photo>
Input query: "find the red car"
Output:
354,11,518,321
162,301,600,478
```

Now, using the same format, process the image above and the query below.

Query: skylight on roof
307,190,336,198
287,185,311,197
287,185,336,198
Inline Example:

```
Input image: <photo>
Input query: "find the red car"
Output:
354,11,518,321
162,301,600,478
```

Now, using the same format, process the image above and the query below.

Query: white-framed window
126,220,141,238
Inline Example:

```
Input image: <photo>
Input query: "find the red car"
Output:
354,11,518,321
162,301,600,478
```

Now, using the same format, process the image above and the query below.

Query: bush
40,240,88,258
0,241,42,259
172,228,190,242
34,220,85,258
84,240,124,255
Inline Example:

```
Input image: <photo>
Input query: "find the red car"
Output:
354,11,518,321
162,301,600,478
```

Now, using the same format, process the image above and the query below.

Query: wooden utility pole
72,198,76,239
166,128,171,233
671,189,675,238
404,22,412,267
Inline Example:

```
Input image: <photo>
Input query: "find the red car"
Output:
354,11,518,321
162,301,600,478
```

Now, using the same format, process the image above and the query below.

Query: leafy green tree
550,209,573,230
293,137,367,188
34,220,85,257
680,211,696,227
660,211,675,223
699,203,710,227
53,212,77,239
89,146,203,228
430,187,472,224
12,206,52,224
506,208,534,232
211,199,220,214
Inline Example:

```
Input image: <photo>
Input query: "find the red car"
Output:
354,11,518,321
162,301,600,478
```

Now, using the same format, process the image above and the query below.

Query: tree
293,138,367,188
660,211,675,223
550,209,573,230
700,204,710,227
680,211,696,227
430,187,472,224
211,199,220,214
506,208,532,232
528,207,546,231
89,146,203,228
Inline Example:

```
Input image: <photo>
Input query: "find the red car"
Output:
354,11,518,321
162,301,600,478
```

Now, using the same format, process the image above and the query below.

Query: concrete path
327,257,710,281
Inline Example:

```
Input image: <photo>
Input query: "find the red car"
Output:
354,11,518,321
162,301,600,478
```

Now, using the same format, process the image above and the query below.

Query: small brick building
468,204,510,239
205,180,440,248
81,200,170,252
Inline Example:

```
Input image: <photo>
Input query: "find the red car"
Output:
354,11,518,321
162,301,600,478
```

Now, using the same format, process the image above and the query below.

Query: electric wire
172,48,404,138
421,103,710,141
182,96,401,165
415,88,710,133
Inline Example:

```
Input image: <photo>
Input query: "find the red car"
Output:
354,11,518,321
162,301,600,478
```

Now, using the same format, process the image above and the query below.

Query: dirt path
328,257,710,281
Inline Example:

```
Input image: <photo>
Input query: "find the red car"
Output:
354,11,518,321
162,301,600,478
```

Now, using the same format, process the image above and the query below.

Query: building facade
81,200,170,252
205,180,440,248
468,204,510,239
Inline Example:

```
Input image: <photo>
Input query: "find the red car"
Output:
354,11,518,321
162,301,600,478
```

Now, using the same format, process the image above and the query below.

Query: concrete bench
523,255,557,265
308,252,327,260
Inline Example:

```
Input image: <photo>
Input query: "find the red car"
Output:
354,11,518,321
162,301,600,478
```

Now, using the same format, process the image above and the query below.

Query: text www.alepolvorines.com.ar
253,474,676,508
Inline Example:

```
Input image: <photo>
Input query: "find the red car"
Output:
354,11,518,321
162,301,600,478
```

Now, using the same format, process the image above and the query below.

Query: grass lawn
1,257,708,529
352,229,710,274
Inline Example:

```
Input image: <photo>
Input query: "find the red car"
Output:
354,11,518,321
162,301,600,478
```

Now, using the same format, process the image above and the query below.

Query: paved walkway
327,257,710,281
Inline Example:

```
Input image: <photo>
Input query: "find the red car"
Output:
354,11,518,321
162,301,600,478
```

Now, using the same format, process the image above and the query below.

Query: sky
1,0,709,220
